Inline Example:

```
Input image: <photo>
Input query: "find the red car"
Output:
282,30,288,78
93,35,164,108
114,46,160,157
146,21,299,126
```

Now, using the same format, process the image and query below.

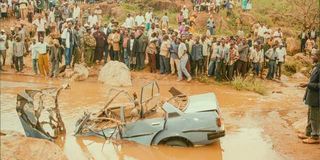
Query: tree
291,0,320,29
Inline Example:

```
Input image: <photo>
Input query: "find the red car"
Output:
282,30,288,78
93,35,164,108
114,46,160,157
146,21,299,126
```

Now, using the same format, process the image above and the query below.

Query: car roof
184,93,219,113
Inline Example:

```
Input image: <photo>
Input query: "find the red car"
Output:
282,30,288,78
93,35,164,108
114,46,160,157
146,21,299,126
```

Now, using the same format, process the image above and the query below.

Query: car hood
184,93,219,113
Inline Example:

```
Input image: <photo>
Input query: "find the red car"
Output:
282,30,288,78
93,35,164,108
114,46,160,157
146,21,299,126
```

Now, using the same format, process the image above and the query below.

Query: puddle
0,79,284,160
221,128,283,160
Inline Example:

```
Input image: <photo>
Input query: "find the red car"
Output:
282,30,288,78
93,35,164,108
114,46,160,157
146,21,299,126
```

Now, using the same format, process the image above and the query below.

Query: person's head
163,34,169,41
67,22,72,28
127,13,131,17
32,38,36,44
39,37,44,43
164,12,167,16
177,37,181,44
195,36,200,43
0,30,4,35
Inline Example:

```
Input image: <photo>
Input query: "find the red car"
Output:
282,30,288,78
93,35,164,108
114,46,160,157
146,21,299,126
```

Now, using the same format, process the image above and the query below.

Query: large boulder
98,61,132,87
293,53,312,65
63,64,89,81
292,72,307,80
1,130,67,160
286,37,300,54
72,64,89,81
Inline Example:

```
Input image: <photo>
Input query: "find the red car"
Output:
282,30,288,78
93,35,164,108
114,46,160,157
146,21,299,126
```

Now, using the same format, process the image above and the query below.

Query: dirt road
0,72,319,160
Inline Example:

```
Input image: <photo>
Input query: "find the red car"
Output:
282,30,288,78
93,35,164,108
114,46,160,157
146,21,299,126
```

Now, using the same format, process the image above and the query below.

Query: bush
231,76,267,95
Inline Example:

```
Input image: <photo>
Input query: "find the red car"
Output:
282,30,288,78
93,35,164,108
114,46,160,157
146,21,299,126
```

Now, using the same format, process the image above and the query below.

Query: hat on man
0,29,4,33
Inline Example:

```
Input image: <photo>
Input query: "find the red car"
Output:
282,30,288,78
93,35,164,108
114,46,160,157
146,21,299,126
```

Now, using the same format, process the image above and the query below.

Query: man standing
83,26,96,67
237,39,249,77
0,30,7,70
265,44,278,80
93,26,106,64
161,13,169,31
298,52,320,144
61,22,74,68
37,37,49,76
276,44,286,79
299,29,308,53
134,29,147,70
181,5,189,24
33,15,47,41
178,38,192,82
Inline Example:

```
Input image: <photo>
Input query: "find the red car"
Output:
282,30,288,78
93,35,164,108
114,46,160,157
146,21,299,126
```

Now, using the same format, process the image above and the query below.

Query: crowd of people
0,0,318,82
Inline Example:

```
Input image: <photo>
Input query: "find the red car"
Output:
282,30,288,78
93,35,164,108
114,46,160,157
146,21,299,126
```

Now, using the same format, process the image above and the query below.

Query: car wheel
164,139,190,147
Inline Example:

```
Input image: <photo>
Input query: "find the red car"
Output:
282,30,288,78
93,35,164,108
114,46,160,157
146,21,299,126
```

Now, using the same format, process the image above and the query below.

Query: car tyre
164,139,190,147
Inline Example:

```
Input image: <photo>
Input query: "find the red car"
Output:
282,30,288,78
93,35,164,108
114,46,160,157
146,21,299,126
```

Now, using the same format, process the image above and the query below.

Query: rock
293,53,312,64
286,37,300,54
64,68,74,78
1,130,67,160
98,61,132,87
280,75,289,82
292,72,307,80
71,64,89,81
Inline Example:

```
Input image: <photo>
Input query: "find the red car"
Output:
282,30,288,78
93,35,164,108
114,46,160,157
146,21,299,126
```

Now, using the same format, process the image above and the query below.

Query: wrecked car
74,81,225,147
16,86,67,140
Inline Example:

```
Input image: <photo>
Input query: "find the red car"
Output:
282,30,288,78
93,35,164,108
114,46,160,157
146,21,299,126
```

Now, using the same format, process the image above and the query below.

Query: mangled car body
74,81,225,147
16,86,66,140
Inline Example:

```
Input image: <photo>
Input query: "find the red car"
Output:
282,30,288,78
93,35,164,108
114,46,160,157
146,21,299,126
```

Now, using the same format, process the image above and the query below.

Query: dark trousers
104,45,109,64
136,52,145,70
306,106,320,138
267,60,276,79
191,59,203,76
237,60,248,77
160,55,170,74
227,64,234,81
148,53,156,73
301,39,306,52
14,56,23,72
276,62,283,78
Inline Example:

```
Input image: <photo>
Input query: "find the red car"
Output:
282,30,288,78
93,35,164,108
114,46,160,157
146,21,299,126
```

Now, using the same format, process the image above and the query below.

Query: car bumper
207,130,225,140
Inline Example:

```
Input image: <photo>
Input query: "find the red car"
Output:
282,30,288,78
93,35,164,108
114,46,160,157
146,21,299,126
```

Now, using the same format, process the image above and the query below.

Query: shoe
302,137,320,144
298,133,309,139
176,79,182,82
187,77,192,82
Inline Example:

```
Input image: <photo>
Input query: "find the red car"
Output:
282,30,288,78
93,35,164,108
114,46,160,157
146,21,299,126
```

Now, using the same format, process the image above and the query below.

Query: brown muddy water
0,74,285,160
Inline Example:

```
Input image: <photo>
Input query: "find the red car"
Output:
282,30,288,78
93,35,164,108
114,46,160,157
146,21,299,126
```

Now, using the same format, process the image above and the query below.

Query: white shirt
145,12,152,23
258,26,266,37
130,39,134,51
61,28,71,48
0,34,7,50
125,17,135,28
88,15,98,27
33,18,47,32
135,15,145,26
178,42,187,58
182,8,189,19
276,47,286,62
162,16,169,24
72,6,81,19
36,42,48,54
29,43,38,59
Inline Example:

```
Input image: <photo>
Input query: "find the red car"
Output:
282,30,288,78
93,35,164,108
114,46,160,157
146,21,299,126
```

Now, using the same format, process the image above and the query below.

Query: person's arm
307,70,320,90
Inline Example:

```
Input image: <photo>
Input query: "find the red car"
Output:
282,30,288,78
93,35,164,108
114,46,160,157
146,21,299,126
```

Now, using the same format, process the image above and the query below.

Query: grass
231,76,267,95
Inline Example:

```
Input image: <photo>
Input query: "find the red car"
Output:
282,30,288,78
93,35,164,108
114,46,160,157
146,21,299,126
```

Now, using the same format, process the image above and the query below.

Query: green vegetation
231,76,267,95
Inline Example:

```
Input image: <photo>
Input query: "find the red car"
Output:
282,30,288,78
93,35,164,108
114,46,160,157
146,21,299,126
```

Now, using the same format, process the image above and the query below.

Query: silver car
75,82,225,147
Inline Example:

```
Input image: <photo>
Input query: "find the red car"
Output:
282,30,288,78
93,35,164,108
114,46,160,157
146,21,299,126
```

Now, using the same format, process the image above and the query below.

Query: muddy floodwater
1,73,319,160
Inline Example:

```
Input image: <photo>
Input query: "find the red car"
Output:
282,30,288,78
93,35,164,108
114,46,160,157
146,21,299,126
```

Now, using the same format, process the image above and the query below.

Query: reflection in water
221,128,283,160
74,137,222,160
